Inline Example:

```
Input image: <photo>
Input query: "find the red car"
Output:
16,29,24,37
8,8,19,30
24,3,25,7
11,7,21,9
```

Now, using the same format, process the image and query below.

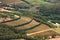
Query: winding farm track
27,28,60,36
27,28,53,36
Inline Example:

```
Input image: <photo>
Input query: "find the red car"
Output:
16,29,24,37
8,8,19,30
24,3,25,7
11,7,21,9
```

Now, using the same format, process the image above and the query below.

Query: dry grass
27,24,50,33
5,17,31,26
16,20,39,30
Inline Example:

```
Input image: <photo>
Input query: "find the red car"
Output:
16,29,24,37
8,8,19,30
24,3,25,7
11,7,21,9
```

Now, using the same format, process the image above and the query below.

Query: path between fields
0,8,12,12
27,28,60,36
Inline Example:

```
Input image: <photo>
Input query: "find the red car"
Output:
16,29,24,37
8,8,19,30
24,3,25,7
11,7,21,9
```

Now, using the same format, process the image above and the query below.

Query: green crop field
55,28,60,33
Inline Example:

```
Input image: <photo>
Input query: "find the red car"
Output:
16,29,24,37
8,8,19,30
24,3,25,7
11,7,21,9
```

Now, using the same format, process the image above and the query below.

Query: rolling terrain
0,0,60,40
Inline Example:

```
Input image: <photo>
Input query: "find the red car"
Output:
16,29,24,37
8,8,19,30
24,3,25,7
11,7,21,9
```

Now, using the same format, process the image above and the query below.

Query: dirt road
27,28,53,36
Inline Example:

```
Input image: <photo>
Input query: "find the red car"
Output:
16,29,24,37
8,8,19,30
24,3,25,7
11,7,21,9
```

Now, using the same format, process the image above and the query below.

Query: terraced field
4,15,50,33
27,24,50,33
0,0,60,40
0,8,56,40
5,17,32,26
0,10,50,34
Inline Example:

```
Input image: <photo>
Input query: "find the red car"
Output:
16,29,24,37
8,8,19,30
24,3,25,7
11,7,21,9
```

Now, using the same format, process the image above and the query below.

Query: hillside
0,0,21,3
0,0,30,6
0,0,60,40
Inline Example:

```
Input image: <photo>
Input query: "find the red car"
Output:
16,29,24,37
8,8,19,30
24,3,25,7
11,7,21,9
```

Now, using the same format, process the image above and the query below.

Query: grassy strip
55,28,60,33
33,16,56,28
